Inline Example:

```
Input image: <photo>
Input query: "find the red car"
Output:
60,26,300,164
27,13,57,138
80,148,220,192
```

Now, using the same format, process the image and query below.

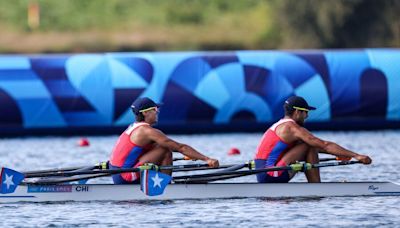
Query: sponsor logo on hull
28,185,72,193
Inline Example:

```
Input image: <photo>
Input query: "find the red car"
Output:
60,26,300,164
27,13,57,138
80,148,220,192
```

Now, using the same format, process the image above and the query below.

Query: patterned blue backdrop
0,49,399,135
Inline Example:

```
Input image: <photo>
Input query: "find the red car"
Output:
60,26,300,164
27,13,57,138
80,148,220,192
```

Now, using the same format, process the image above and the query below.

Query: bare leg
280,143,321,183
304,147,320,183
138,145,173,175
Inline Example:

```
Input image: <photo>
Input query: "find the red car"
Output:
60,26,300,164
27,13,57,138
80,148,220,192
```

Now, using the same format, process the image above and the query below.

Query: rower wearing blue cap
109,97,219,184
254,96,372,183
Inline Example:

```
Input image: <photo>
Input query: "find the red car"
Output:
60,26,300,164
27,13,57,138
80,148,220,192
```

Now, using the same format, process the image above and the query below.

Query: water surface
1,131,399,227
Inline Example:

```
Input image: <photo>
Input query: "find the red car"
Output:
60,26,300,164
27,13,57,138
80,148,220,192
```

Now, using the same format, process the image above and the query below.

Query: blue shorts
109,164,139,184
254,159,290,183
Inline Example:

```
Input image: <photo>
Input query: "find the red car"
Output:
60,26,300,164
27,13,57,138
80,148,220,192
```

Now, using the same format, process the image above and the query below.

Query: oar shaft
319,157,351,162
23,157,339,176
174,166,291,180
24,161,108,177
24,166,95,175
25,173,110,184
312,160,360,168
23,163,246,178
174,173,247,183
319,158,336,162
173,157,196,161
172,164,244,172
173,160,361,181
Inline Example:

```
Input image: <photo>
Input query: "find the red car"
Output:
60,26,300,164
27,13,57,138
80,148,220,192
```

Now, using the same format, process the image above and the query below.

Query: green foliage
0,0,27,29
0,0,263,30
272,0,400,48
0,0,399,52
32,0,138,31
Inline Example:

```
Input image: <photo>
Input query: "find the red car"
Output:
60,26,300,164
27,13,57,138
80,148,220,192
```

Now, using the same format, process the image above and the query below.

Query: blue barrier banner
0,49,399,135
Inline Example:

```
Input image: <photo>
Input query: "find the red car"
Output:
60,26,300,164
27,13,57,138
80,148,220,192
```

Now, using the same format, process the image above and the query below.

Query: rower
254,96,372,183
109,97,219,184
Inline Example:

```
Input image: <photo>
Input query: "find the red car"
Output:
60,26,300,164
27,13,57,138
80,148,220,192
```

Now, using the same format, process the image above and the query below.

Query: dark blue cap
131,97,162,115
285,96,316,111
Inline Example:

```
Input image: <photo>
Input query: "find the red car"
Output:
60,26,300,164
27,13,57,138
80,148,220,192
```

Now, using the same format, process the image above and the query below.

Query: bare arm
145,127,219,167
289,124,372,164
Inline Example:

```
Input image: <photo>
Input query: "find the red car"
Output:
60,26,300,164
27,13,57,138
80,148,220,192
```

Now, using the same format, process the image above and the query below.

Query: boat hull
1,182,400,203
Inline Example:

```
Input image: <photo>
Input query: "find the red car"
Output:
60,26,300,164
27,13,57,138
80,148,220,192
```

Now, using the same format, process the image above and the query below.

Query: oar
22,158,340,176
209,161,253,174
24,173,110,184
174,173,244,183
23,158,343,180
320,156,351,162
24,161,108,176
25,162,253,185
173,156,196,161
22,163,247,185
21,163,244,179
173,160,362,183
171,163,247,172
174,158,351,183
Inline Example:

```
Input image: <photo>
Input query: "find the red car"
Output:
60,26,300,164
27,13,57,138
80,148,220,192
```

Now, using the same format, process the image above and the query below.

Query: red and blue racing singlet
109,122,153,182
255,119,295,177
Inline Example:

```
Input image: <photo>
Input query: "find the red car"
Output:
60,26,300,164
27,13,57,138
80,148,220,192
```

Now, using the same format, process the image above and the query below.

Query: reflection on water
259,196,324,204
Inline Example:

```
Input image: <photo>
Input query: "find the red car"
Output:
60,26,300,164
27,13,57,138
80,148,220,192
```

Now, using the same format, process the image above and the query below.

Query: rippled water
1,131,400,227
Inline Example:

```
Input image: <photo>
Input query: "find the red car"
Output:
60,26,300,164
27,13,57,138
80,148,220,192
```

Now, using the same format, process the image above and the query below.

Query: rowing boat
2,159,398,203
1,181,399,203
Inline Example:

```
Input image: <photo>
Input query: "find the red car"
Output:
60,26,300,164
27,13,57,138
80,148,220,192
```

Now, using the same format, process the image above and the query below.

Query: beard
296,120,304,127
152,116,158,125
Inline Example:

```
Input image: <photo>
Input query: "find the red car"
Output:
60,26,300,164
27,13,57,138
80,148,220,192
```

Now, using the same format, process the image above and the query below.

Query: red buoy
228,147,241,155
78,138,90,147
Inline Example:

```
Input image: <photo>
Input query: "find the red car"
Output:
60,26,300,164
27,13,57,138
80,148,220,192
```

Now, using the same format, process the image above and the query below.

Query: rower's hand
354,155,372,164
206,158,219,168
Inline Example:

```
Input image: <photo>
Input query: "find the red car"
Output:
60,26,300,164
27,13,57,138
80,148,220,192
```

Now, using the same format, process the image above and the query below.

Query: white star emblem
3,173,15,189
151,173,164,188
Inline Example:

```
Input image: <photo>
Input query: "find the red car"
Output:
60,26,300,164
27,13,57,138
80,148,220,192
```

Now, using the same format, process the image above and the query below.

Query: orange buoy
228,147,241,155
78,137,90,147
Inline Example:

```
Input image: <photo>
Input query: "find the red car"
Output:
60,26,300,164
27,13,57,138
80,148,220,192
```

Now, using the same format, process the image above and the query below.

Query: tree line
0,0,398,53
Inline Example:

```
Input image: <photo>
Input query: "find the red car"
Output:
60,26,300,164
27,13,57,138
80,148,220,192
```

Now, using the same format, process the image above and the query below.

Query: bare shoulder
289,123,322,145
142,125,169,140
130,125,160,145
277,122,310,142
278,121,299,134
138,125,163,137
276,121,299,142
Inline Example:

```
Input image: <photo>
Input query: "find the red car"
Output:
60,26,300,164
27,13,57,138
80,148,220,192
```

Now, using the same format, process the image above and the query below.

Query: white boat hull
1,182,400,203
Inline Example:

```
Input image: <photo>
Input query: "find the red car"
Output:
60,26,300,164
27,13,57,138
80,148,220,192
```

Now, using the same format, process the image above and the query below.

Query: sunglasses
139,106,159,113
293,106,309,113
